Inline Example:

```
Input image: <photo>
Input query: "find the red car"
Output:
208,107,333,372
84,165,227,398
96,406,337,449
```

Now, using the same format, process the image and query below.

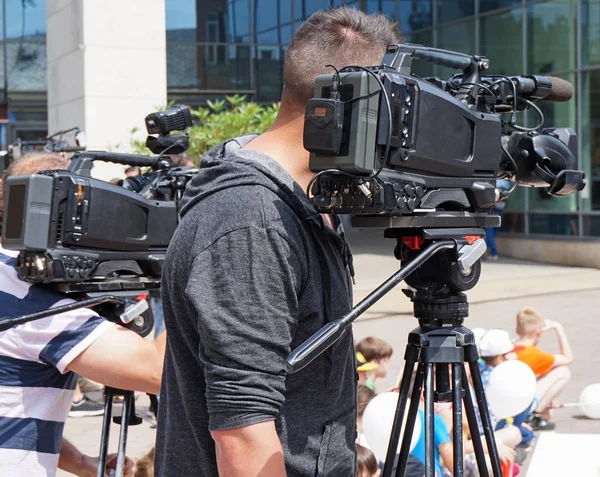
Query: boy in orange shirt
514,307,573,430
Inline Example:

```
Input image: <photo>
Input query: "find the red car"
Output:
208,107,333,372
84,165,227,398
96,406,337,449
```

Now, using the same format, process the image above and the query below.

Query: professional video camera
288,45,586,477
1,104,196,336
303,43,584,227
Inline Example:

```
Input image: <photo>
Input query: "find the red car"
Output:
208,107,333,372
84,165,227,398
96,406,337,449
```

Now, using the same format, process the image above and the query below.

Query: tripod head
284,225,490,374
388,227,486,329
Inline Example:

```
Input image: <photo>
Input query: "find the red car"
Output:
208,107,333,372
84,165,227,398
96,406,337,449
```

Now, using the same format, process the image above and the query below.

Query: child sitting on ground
134,447,154,477
478,329,532,452
514,307,573,430
357,444,380,477
357,384,376,447
356,337,393,390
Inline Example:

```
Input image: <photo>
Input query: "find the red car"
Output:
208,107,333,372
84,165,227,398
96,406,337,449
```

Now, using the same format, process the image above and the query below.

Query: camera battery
303,98,345,155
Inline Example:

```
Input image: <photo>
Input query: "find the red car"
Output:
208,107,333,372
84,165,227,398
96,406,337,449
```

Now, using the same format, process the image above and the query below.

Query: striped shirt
0,246,113,477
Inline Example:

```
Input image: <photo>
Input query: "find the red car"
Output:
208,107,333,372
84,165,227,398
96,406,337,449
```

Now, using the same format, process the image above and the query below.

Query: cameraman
0,153,166,477
155,8,401,477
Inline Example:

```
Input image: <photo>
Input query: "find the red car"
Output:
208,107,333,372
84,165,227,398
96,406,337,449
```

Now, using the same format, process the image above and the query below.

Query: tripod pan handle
284,319,345,374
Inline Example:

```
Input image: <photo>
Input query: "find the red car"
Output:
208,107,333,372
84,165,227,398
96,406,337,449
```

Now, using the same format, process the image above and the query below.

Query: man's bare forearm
58,438,90,475
212,421,287,477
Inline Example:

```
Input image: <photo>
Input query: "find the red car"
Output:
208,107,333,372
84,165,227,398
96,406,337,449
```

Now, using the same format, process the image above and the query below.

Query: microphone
510,75,574,102
545,76,574,102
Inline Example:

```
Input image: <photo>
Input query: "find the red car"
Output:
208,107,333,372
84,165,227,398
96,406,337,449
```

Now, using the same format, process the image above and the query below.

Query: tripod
97,387,159,477
285,227,503,477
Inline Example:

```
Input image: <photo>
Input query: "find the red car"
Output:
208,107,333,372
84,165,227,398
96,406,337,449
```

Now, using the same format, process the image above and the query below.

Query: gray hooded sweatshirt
155,135,357,477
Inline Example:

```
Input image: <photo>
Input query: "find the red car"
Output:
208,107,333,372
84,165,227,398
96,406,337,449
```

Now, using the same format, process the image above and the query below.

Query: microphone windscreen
546,77,574,102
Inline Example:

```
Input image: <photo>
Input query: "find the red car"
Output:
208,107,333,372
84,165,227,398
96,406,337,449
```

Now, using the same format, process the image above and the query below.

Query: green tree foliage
130,95,279,164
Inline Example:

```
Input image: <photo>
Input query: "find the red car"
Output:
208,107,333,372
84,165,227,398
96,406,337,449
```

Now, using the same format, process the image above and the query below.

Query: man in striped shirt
0,153,166,477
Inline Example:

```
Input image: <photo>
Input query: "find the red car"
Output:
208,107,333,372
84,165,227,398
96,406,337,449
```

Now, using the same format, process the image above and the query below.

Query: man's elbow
210,420,278,453
145,354,164,395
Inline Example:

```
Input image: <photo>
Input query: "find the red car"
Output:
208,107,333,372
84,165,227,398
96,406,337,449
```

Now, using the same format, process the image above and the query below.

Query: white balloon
486,360,536,420
362,392,422,462
579,384,600,419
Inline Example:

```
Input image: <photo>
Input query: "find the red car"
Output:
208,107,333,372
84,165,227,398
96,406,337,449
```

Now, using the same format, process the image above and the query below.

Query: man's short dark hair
283,7,402,106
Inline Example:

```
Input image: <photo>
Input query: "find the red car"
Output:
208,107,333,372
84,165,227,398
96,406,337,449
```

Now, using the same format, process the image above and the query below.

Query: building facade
0,0,598,250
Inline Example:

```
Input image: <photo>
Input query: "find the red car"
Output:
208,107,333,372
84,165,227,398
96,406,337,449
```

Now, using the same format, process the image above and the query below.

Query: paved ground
58,230,600,476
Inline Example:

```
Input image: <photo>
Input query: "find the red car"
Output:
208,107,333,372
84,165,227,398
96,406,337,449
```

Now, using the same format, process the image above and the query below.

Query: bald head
0,152,70,235
282,7,402,108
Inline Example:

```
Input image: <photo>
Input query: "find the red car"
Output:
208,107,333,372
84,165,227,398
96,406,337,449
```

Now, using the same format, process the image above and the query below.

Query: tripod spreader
285,237,486,374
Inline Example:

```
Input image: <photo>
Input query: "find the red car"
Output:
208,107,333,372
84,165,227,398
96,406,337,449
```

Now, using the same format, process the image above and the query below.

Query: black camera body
3,168,179,289
1,106,196,295
304,44,584,221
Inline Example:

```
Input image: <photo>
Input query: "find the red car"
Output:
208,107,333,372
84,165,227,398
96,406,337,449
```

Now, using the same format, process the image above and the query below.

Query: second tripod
97,387,159,477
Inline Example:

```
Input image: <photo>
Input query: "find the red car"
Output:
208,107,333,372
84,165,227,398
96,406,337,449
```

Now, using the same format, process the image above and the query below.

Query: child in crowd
134,447,154,477
411,403,453,476
357,384,376,447
477,329,531,450
514,307,573,430
357,444,380,477
356,337,394,390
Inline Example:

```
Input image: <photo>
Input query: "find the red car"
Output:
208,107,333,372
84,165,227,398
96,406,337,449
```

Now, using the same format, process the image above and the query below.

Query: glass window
527,0,576,74
582,215,600,237
400,1,432,33
255,46,284,102
436,0,474,25
6,41,46,91
294,0,327,22
366,0,398,18
255,0,293,43
407,30,434,78
280,0,293,24
504,186,525,212
255,0,280,36
581,0,600,66
167,0,251,43
436,19,475,79
479,8,523,76
500,212,525,233
167,43,251,90
529,213,578,236
581,69,600,212
5,0,46,40
480,0,521,14
166,0,196,32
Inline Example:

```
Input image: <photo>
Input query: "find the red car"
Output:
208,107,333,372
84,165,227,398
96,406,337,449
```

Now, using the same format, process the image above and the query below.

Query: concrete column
46,0,167,178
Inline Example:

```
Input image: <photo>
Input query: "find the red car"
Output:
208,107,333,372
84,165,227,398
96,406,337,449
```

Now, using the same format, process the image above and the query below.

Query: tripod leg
97,396,113,477
394,362,424,477
452,363,464,477
115,395,133,477
424,362,435,477
469,360,503,477
461,366,490,477
382,346,418,477
149,394,159,419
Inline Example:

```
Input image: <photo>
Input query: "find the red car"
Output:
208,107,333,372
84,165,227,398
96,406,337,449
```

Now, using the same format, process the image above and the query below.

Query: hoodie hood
179,135,320,225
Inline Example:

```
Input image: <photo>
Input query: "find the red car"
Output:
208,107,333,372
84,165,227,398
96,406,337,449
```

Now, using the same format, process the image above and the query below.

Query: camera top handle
382,44,489,87
69,151,172,177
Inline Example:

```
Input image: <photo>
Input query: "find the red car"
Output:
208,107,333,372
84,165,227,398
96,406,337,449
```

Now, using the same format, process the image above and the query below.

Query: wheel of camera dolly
443,258,481,292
